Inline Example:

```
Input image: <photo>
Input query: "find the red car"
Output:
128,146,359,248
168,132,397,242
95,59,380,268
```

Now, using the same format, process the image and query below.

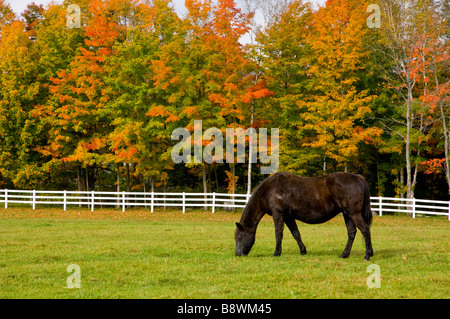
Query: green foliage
0,0,448,199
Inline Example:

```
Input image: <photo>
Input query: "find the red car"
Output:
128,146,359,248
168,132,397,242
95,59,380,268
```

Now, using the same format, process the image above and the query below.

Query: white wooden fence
370,196,450,220
0,189,249,214
0,189,449,220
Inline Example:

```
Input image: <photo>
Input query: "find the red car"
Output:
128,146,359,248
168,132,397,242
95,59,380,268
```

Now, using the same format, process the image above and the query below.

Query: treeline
0,0,448,199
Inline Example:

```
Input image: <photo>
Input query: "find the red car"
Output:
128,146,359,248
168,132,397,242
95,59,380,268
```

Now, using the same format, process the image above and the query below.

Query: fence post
122,191,126,213
151,192,154,213
448,200,450,221
412,198,416,218
32,189,36,210
91,190,95,212
378,197,382,217
212,192,216,214
182,192,185,214
4,189,7,209
63,190,67,211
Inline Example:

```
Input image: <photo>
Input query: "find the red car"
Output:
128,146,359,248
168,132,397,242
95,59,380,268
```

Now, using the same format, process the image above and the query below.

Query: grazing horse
235,172,374,260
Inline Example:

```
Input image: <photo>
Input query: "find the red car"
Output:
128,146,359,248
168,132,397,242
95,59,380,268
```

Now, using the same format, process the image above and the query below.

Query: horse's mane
240,173,282,227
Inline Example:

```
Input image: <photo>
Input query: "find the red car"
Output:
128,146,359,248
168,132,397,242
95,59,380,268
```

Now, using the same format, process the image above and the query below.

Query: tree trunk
203,163,207,210
231,163,236,210
247,100,254,195
441,103,450,195
151,177,154,193
323,129,327,175
405,86,413,199
214,165,219,191
412,111,425,198
85,166,89,192
400,167,405,198
116,163,120,209
77,165,82,208
76,165,82,191
117,164,121,192
376,156,381,196
126,163,131,192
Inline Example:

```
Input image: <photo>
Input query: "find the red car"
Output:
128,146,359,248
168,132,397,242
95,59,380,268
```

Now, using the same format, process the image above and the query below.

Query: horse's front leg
272,210,284,257
285,217,307,255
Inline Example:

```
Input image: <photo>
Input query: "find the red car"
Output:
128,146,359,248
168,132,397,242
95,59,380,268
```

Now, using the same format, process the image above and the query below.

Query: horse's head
234,222,255,256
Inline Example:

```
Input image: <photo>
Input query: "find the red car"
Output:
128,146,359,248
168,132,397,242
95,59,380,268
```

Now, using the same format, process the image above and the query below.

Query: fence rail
370,196,450,219
0,189,449,220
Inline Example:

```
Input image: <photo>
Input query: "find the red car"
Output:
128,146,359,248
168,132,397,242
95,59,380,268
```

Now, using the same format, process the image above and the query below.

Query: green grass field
0,207,448,299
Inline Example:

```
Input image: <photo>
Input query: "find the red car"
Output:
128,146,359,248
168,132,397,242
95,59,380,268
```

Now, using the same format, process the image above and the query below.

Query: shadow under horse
235,172,374,261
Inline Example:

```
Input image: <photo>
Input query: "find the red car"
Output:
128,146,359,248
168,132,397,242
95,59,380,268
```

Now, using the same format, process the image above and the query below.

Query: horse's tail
358,175,373,226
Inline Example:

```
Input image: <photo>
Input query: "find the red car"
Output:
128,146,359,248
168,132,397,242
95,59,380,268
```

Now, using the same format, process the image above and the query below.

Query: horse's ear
235,222,244,231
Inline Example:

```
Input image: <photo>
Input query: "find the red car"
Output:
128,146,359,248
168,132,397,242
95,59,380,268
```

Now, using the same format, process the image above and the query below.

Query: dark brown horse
235,172,374,260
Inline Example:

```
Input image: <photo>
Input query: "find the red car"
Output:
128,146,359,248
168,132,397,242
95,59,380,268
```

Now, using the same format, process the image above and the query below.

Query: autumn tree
0,18,46,188
0,0,448,201
258,0,381,175
148,0,255,199
104,0,183,191
44,0,129,190
370,0,448,198
300,0,382,173
414,1,450,194
255,0,313,174
21,2,44,39
0,0,14,28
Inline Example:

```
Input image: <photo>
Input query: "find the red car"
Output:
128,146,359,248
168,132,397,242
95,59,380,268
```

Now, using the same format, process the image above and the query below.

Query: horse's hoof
363,258,370,262
339,254,349,259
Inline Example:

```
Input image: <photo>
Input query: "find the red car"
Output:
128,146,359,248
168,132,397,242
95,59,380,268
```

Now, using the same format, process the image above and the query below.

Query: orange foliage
422,158,445,175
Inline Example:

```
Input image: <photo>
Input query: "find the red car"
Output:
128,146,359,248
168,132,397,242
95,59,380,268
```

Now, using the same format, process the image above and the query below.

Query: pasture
0,207,448,299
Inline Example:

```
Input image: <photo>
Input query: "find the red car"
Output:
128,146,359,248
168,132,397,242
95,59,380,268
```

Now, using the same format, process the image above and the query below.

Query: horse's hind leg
349,214,374,261
339,214,356,258
285,217,307,255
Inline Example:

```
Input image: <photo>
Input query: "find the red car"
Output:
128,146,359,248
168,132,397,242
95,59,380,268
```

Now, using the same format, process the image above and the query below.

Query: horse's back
260,172,367,224
325,172,369,212
262,173,335,223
